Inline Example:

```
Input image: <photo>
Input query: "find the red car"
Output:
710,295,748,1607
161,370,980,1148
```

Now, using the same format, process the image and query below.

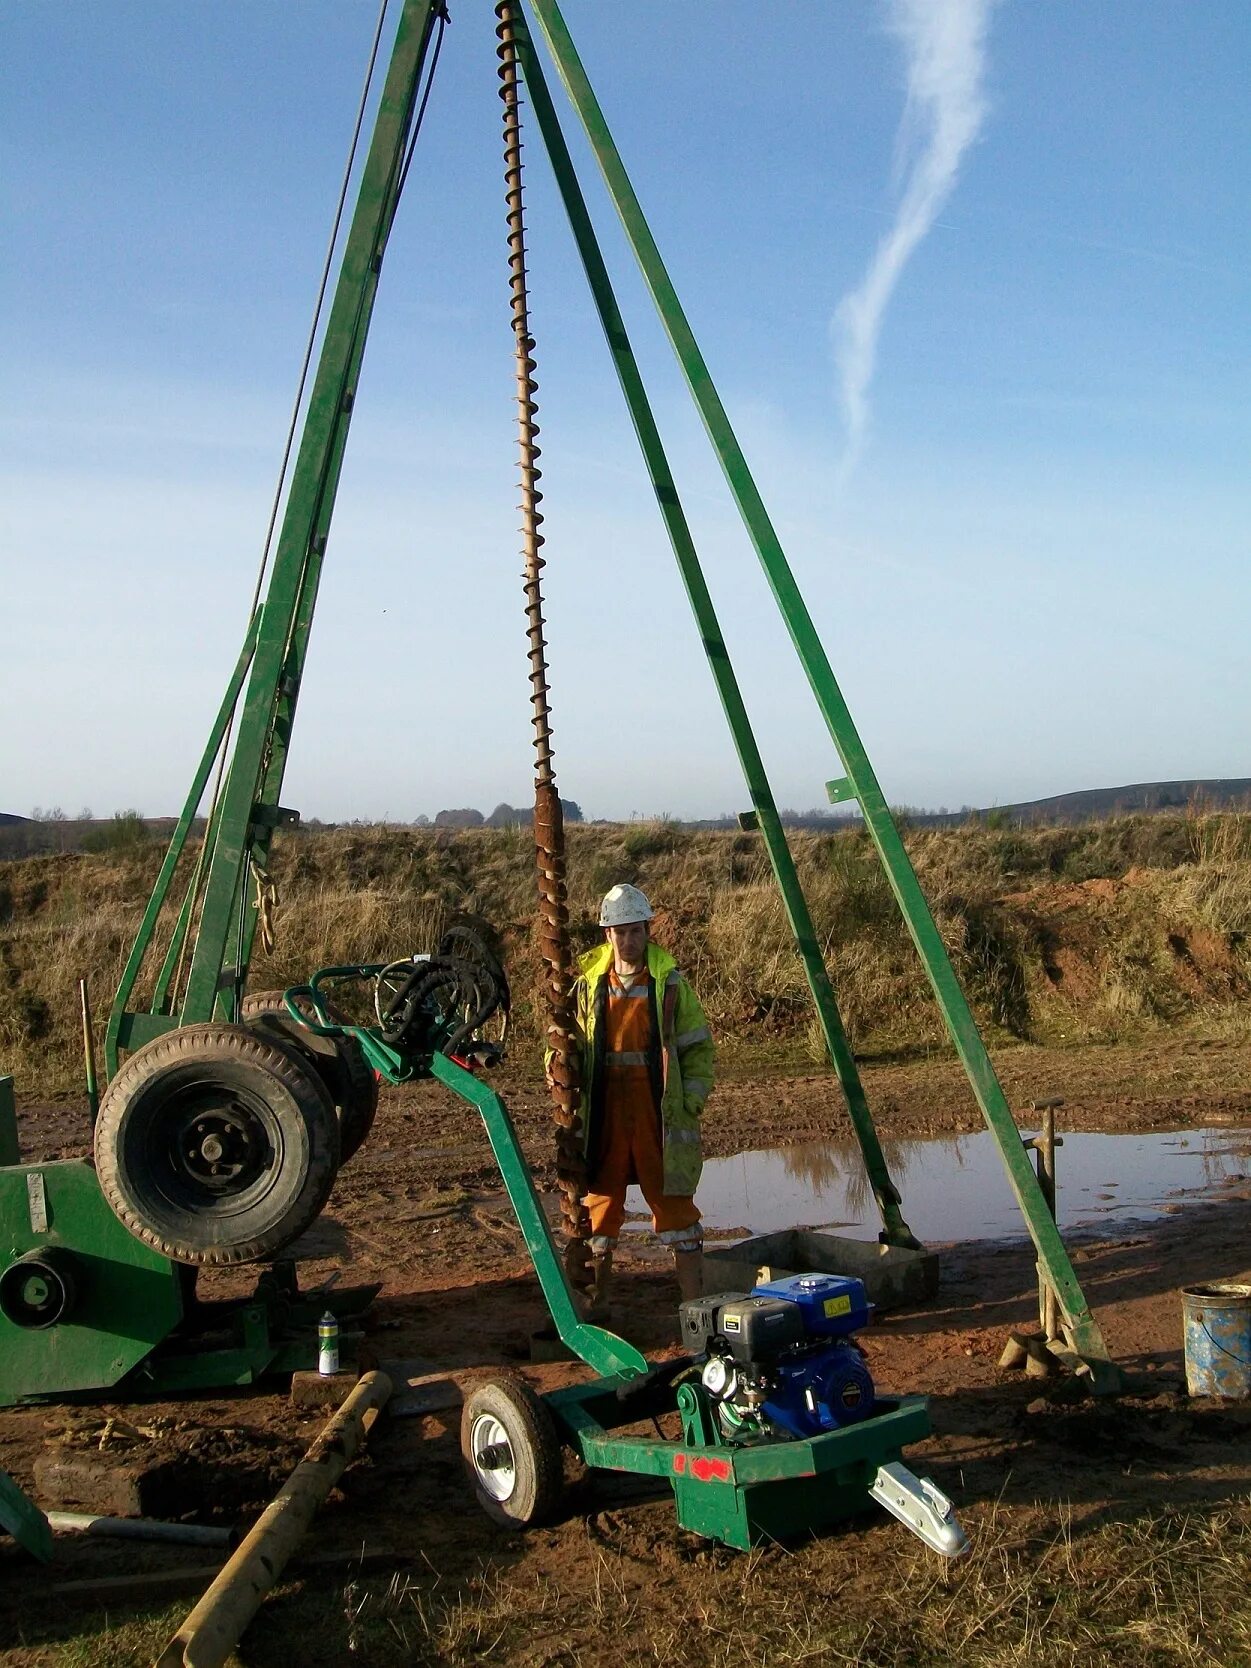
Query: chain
249,857,278,957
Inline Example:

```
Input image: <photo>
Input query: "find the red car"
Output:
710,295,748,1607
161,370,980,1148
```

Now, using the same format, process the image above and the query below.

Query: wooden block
42,1547,409,1603
33,1451,180,1519
377,1357,439,1389
289,1369,360,1410
998,1333,1029,1371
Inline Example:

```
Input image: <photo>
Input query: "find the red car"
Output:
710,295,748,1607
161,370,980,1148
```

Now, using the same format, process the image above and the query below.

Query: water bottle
318,1310,340,1376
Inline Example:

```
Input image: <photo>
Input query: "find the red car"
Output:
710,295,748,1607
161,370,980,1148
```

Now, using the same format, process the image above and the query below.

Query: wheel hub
172,1103,268,1194
470,1413,516,1501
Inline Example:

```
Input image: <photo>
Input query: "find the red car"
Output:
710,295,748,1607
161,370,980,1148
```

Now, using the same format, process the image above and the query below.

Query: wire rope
170,1,392,1016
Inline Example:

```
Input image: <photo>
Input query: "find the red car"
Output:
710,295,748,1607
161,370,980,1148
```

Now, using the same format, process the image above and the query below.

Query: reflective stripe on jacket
575,940,714,1196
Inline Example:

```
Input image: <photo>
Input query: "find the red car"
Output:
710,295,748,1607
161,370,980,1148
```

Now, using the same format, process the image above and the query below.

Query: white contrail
833,0,996,477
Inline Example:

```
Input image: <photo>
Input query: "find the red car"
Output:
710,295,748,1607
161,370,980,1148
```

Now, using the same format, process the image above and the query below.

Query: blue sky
3,2,1248,823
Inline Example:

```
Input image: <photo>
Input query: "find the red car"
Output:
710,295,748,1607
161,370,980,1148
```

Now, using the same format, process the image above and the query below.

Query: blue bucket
1182,1283,1251,1399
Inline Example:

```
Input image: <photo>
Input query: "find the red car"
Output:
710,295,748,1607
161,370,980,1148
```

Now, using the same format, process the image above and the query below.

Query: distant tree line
432,800,584,829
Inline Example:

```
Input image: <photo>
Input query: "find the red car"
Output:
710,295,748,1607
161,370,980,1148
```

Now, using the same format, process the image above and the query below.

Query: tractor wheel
460,1373,564,1528
94,1023,341,1266
240,990,378,1163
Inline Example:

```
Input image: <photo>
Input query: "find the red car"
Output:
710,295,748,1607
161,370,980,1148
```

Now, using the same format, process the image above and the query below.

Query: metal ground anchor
998,1098,1109,1385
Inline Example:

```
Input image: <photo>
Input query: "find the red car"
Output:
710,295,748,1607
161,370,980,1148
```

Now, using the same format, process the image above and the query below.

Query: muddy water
622,1128,1251,1244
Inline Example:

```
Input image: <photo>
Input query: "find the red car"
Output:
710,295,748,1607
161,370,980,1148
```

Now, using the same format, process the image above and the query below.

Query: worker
573,882,714,1317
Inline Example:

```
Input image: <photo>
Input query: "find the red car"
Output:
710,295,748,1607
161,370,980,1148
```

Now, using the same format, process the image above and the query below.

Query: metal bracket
870,1461,969,1558
251,805,301,830
25,1173,48,1235
825,777,857,806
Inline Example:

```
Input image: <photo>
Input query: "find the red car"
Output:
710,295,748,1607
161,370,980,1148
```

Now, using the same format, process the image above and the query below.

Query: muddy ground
2,1032,1251,1664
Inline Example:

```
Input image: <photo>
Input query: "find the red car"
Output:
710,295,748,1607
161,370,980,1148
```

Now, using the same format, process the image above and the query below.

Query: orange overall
583,966,702,1246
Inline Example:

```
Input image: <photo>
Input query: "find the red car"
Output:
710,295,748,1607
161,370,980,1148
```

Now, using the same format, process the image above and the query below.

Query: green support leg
429,1054,647,1381
0,1078,18,1167
106,611,261,1076
523,0,1116,1385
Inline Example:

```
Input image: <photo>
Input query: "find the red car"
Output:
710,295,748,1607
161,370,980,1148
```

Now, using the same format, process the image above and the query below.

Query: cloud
833,0,996,478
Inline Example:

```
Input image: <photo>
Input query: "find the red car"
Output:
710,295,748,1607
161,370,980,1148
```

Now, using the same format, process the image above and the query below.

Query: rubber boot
586,1249,614,1322
674,1248,703,1303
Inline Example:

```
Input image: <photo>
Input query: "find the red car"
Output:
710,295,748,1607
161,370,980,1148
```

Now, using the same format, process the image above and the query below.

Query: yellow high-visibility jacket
574,940,714,1197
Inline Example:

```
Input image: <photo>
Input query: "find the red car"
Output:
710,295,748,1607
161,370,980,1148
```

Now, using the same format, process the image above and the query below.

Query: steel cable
169,0,392,1017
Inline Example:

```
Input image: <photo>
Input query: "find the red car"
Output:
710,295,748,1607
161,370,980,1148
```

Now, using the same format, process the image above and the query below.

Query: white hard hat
599,883,654,928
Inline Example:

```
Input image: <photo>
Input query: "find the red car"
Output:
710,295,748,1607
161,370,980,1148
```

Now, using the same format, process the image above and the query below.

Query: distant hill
2,779,1248,854
932,779,1251,828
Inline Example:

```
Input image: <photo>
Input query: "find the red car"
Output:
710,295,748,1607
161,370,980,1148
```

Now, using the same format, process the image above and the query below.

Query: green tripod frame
101,0,1116,1387
514,0,1117,1388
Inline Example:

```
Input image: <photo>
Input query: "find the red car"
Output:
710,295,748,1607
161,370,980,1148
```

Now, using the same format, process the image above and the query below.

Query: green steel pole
514,16,916,1248
525,0,1115,1382
106,611,262,1075
430,1053,647,1380
181,0,441,1025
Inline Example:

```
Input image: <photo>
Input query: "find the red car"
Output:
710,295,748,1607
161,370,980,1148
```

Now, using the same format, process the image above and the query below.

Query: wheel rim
170,1098,268,1193
141,1075,283,1216
470,1413,516,1502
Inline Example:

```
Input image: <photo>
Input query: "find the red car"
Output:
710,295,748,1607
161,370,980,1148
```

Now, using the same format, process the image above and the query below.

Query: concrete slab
700,1229,939,1311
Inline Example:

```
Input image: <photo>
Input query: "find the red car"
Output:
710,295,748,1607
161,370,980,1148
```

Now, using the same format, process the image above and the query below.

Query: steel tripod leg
429,1054,646,1381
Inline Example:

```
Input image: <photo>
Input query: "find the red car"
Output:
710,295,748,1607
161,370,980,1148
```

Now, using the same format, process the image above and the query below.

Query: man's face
606,920,648,971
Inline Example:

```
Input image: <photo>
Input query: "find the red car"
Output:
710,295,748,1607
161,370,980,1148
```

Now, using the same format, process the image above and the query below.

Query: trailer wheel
461,1373,563,1527
240,990,378,1162
94,1023,341,1266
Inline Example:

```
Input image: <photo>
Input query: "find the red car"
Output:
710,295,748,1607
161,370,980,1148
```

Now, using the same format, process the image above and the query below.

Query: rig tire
240,989,378,1163
461,1372,564,1528
94,1022,340,1266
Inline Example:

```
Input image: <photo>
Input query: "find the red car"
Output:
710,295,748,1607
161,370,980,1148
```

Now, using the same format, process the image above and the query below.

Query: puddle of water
619,1128,1251,1245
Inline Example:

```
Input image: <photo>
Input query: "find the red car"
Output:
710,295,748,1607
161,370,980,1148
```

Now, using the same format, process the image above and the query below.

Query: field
2,815,1251,1664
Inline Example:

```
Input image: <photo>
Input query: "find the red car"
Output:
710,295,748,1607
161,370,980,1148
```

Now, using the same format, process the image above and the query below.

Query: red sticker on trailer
672,1453,731,1483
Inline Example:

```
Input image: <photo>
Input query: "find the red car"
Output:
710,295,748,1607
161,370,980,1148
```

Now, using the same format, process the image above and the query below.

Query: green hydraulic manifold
518,0,1116,1388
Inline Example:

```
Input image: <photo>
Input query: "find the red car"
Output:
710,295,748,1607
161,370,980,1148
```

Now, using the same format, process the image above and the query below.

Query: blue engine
679,1273,877,1440
754,1274,875,1437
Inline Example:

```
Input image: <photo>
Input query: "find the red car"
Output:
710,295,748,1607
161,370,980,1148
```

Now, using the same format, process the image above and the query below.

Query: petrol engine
679,1273,875,1440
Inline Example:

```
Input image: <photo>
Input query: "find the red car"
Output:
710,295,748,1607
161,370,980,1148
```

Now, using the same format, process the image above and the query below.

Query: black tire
461,1373,564,1528
94,1022,341,1266
240,990,378,1163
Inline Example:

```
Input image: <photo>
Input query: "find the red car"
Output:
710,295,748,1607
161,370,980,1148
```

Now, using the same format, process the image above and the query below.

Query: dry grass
340,1500,1251,1668
5,812,1251,1095
35,1497,1251,1666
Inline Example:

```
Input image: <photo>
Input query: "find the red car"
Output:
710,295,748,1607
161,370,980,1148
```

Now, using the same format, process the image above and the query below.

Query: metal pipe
78,978,98,1124
48,1511,233,1548
1039,1105,1059,1342
154,1370,392,1668
1026,1098,1063,1343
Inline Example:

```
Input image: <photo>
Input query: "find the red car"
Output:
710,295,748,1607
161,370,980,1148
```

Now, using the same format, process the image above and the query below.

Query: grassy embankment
3,809,1251,1096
